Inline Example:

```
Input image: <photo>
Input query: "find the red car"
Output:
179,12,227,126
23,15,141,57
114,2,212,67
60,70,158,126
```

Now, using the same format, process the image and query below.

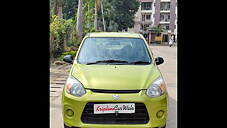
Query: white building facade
129,0,177,41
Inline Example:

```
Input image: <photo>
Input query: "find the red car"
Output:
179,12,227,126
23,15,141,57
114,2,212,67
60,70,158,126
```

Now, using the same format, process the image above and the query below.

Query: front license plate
94,103,135,114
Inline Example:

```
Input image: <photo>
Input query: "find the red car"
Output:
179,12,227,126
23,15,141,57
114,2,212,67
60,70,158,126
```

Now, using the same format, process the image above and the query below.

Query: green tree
51,0,63,18
149,25,165,34
62,0,78,19
50,16,66,58
103,0,139,31
83,0,95,33
50,0,54,16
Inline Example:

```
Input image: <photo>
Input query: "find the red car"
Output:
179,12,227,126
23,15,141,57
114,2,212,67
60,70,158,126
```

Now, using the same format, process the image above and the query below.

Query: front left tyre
64,124,80,128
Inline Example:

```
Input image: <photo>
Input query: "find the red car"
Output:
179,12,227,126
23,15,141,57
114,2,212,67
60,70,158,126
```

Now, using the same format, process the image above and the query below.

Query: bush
58,50,77,61
66,41,74,47
50,15,75,58
63,51,77,57
50,15,66,58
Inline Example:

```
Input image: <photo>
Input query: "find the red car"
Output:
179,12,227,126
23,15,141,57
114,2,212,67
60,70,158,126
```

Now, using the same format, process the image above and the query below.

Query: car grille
81,102,149,124
90,89,141,93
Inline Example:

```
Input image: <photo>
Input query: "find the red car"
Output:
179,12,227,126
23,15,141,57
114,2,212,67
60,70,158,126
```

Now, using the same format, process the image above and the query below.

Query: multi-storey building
174,0,177,42
129,0,177,43
132,0,155,33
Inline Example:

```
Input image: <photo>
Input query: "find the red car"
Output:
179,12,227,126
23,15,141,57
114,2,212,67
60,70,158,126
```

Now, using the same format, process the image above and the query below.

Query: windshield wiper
130,61,151,65
86,59,129,65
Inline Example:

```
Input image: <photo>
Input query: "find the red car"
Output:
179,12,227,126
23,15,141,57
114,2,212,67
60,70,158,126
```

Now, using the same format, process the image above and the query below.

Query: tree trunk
76,0,83,40
94,1,98,31
58,0,63,18
94,0,101,31
50,35,53,58
101,0,106,31
53,0,58,15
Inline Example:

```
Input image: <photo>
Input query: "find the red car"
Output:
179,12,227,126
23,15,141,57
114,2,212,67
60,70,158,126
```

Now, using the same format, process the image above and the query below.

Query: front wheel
64,124,80,128
64,124,70,128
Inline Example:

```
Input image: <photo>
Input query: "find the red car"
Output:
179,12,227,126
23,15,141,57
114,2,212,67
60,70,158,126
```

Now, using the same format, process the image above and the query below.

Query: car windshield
77,37,152,65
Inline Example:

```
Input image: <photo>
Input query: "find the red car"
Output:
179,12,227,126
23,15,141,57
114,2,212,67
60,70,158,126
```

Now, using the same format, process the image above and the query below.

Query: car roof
86,32,143,38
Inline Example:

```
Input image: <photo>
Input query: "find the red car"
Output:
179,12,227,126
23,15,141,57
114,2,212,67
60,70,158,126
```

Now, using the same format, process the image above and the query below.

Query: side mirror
63,55,74,64
155,57,164,65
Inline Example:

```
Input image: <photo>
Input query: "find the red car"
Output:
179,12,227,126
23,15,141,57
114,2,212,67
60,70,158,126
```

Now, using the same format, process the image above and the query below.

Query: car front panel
62,89,168,128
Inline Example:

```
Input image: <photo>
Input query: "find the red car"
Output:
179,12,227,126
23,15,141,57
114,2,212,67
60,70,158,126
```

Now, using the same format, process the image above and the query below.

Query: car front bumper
62,89,168,128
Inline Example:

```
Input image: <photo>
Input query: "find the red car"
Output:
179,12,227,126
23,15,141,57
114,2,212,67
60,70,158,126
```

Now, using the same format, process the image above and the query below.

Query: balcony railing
141,20,152,24
160,10,170,13
160,21,170,24
160,8,170,11
160,19,170,22
141,7,152,11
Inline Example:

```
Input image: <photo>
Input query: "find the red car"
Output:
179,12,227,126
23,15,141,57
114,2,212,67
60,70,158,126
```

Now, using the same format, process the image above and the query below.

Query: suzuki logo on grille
112,94,119,100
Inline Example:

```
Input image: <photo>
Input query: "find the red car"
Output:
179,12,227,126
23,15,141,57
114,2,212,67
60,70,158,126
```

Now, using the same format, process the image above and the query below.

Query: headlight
65,76,86,97
146,77,166,98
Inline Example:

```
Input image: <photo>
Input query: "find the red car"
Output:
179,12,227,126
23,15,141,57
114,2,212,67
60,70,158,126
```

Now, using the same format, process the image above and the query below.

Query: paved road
50,45,177,128
150,45,177,128
50,64,71,128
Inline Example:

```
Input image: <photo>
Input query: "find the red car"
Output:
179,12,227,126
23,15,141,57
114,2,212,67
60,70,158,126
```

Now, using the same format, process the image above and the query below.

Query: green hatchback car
62,32,168,128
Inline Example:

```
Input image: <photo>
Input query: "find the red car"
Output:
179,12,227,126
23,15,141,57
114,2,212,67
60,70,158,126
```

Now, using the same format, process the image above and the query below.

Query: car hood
71,64,161,90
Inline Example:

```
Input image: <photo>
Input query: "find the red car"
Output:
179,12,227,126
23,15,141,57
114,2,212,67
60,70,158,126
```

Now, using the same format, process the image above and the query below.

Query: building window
168,3,170,9
160,13,170,22
142,14,151,21
160,2,170,11
160,15,164,21
142,14,145,21
146,14,151,20
141,2,152,10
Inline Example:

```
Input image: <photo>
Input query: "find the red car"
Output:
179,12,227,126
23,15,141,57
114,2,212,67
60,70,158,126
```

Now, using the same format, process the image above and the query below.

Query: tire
64,124,71,128
64,124,80,128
